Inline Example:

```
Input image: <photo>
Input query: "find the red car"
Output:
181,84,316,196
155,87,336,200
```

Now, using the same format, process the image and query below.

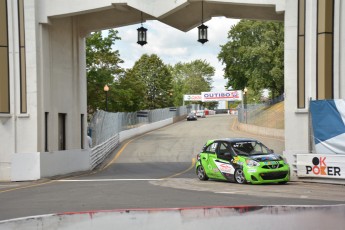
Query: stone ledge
233,118,284,140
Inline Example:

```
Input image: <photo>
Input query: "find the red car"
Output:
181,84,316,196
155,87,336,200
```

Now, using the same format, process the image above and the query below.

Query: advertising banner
201,91,242,102
296,154,345,179
183,95,202,101
310,99,345,154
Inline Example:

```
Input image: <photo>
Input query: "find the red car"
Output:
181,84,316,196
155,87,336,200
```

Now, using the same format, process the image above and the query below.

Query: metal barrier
90,134,120,170
88,105,194,169
238,94,284,129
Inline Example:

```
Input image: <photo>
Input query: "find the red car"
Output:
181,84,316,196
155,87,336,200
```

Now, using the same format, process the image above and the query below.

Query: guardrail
88,105,196,170
90,134,120,170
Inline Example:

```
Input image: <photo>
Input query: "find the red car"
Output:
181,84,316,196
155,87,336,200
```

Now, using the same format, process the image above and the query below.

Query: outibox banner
201,91,242,102
310,99,345,154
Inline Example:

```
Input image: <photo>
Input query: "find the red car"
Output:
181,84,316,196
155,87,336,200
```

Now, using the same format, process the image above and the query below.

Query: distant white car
196,110,206,118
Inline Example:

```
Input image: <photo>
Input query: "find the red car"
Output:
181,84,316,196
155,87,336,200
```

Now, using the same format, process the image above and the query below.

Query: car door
200,142,220,178
214,141,236,180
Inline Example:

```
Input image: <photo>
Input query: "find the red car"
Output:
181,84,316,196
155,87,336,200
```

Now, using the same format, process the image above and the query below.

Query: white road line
58,179,163,182
215,191,243,194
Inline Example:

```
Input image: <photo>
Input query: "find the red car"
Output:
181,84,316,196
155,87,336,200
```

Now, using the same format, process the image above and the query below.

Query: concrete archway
3,0,344,182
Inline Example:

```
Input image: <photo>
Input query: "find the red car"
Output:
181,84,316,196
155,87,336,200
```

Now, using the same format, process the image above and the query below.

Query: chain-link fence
88,106,193,147
88,105,195,169
237,95,284,129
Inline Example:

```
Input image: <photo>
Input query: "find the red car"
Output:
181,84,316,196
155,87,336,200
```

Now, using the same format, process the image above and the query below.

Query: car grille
260,171,288,180
261,164,284,169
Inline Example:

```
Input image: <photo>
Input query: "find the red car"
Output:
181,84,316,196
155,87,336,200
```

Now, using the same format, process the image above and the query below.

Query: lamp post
137,12,147,46
243,87,248,123
104,84,109,111
198,0,208,44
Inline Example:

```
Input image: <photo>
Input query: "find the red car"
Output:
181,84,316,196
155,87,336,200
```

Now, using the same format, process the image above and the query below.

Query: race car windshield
231,141,270,156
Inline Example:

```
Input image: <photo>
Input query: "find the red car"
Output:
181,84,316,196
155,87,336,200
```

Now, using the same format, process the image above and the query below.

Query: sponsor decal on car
264,161,279,165
214,160,235,174
232,156,240,164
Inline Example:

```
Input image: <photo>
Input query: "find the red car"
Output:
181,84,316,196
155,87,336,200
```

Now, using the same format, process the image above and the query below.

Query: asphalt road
0,114,344,221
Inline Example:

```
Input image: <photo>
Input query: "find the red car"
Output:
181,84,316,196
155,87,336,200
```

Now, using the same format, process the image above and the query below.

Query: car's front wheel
197,165,209,181
234,168,246,184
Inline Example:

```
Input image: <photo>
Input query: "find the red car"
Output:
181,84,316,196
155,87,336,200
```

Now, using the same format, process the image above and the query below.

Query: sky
114,17,240,93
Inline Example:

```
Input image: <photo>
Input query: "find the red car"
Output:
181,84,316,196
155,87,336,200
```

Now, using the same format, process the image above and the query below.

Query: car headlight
246,159,260,167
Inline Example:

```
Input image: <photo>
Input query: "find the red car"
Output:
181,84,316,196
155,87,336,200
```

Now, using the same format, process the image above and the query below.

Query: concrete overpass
1,0,345,182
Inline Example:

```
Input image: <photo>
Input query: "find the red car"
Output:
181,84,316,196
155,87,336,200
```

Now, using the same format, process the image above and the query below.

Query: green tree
170,60,215,107
115,70,147,112
218,20,284,99
129,54,173,109
86,29,124,114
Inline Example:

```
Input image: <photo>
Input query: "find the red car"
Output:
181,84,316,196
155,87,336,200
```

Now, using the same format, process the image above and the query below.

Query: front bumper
244,165,290,184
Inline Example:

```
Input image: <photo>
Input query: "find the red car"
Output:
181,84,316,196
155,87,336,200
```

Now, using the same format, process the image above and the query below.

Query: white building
1,0,344,182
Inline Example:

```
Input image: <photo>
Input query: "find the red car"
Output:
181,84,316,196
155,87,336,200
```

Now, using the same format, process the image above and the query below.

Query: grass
250,101,284,129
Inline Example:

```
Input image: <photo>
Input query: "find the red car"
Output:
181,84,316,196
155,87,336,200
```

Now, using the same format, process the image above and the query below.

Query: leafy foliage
170,60,215,107
86,30,218,113
112,72,146,112
218,20,284,100
86,30,124,114
128,54,173,109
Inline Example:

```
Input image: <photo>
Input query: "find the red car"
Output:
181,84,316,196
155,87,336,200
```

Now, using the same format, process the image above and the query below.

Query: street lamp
243,87,248,123
137,12,147,46
104,84,109,111
243,87,248,109
198,0,208,44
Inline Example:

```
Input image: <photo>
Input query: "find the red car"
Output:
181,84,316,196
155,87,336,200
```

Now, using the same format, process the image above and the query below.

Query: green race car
195,138,290,184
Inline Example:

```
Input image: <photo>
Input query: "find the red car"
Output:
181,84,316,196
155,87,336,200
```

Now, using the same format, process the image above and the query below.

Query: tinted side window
253,143,271,154
217,142,233,158
218,142,229,153
205,142,217,153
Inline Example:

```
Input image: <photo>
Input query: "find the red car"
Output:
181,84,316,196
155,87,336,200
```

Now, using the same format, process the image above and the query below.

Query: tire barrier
0,205,344,230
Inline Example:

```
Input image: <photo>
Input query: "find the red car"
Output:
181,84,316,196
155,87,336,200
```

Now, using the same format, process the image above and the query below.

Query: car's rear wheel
234,168,246,184
197,165,209,181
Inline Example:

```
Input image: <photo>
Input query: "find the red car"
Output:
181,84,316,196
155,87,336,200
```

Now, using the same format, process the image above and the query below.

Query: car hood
248,154,282,162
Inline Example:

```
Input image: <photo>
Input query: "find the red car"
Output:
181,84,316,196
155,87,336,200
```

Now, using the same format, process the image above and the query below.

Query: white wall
335,0,345,99
0,0,39,181
119,118,173,143
11,150,91,181
283,0,309,179
8,2,90,181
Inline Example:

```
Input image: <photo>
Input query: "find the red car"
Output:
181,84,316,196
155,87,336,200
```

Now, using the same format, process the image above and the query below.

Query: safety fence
90,134,120,170
88,105,195,169
237,94,284,129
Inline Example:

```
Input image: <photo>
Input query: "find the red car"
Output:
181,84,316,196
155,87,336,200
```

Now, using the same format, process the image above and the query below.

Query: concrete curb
1,205,344,229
